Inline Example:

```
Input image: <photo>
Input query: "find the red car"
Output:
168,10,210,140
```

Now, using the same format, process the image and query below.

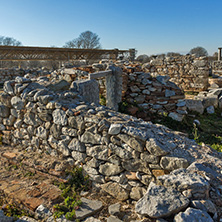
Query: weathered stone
101,182,129,201
47,80,70,92
3,115,16,126
0,105,10,118
50,124,62,139
206,106,215,114
160,157,189,171
117,134,144,152
130,187,146,200
0,124,5,131
61,127,77,137
135,183,189,218
11,96,24,110
36,126,48,139
24,112,37,126
122,126,148,141
86,145,108,160
174,207,213,222
186,99,204,114
140,152,160,164
156,169,210,199
68,138,85,152
75,198,103,220
140,174,153,185
146,138,170,156
52,109,67,126
108,124,122,135
84,217,101,222
81,132,101,145
71,151,87,163
165,89,176,97
89,174,105,183
107,216,123,222
168,112,184,122
201,95,218,109
156,75,170,84
130,85,140,93
38,111,52,122
83,165,98,175
108,203,121,216
35,204,52,219
190,200,216,214
3,81,14,95
122,160,151,174
134,95,145,104
99,163,123,176
0,93,12,107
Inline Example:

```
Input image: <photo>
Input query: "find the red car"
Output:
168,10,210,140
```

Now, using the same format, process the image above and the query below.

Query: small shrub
53,166,90,220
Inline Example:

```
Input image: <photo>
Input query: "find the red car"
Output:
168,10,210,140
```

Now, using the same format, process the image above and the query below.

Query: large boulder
156,169,210,199
185,99,204,114
135,183,189,218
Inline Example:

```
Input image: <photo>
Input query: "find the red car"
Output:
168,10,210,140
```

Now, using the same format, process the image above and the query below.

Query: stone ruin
142,54,209,91
0,65,222,221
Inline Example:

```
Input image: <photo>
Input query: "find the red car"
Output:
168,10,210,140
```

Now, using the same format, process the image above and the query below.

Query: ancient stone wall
0,68,51,83
212,61,222,75
0,76,221,220
122,73,186,121
0,69,25,83
0,77,203,199
61,67,187,121
142,55,209,91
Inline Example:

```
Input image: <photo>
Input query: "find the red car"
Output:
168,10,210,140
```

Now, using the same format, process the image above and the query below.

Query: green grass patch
153,109,222,152
53,166,90,221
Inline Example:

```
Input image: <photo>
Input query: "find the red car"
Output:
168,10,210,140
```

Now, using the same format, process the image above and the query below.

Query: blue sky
0,0,221,56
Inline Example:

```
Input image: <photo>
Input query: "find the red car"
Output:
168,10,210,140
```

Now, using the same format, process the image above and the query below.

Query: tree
189,46,208,57
0,36,22,46
64,31,101,49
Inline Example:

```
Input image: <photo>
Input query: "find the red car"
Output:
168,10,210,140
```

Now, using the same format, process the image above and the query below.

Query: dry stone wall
212,61,222,75
0,68,51,83
0,74,222,221
142,55,209,91
59,66,187,121
123,73,186,121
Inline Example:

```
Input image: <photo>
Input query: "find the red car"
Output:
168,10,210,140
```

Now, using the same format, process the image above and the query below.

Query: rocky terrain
0,65,222,221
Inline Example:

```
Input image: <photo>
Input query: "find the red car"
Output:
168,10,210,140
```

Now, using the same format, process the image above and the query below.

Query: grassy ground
153,109,222,152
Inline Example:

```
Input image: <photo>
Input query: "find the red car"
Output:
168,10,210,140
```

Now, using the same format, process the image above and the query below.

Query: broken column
218,48,222,61
106,66,122,111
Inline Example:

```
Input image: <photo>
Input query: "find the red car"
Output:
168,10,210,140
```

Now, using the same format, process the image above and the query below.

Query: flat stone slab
75,198,103,220
135,183,189,218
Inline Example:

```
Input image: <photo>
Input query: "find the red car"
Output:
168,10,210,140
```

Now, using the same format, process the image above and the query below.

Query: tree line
0,31,101,49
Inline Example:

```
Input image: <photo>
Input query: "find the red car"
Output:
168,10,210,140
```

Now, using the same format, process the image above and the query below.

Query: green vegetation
53,166,90,220
0,192,31,220
2,203,29,219
118,101,129,113
99,94,106,106
153,109,222,152
184,91,199,96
